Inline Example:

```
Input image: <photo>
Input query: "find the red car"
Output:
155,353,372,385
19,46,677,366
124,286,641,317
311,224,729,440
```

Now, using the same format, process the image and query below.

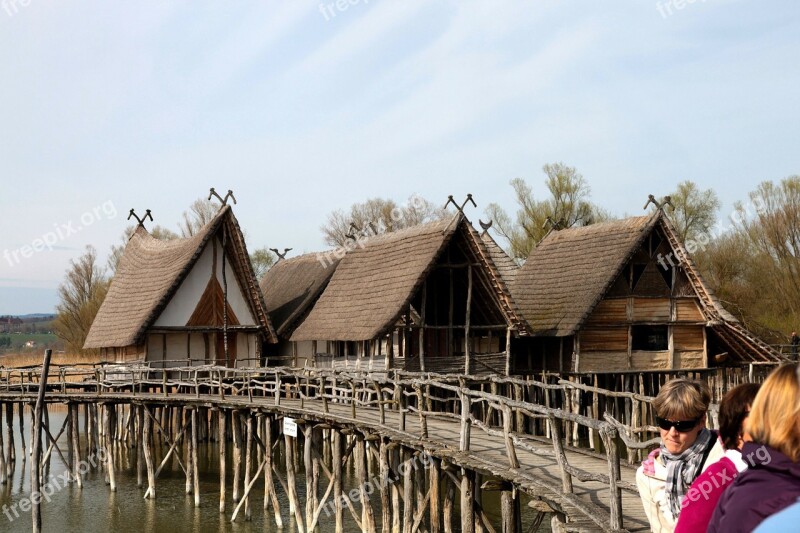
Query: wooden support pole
420,280,427,372
333,429,344,532
504,326,512,376
30,349,52,533
192,408,200,507
429,457,441,533
104,404,116,492
232,411,242,503
285,427,305,533
390,447,401,533
443,463,454,533
460,469,475,533
356,437,376,532
136,406,144,488
218,409,226,513
465,265,472,375
379,440,391,533
71,403,82,488
143,406,156,499
5,403,15,468
0,404,6,485
244,412,253,518
264,416,283,527
402,448,413,533
185,409,194,496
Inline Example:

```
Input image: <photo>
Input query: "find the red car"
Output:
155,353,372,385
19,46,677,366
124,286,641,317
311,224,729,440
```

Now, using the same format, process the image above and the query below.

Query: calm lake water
0,410,549,533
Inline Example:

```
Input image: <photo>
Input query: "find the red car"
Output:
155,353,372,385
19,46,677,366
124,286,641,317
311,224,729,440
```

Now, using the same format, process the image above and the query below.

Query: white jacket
636,439,725,533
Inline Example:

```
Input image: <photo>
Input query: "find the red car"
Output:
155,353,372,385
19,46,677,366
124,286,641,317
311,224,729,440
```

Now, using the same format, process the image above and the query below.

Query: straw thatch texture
480,231,518,285
260,252,340,338
291,217,457,342
84,206,274,349
511,215,657,336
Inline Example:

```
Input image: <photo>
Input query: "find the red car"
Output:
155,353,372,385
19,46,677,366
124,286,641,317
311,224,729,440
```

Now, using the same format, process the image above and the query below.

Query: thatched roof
291,216,524,342
511,210,782,362
480,231,518,285
260,252,340,338
512,215,658,337
84,206,275,349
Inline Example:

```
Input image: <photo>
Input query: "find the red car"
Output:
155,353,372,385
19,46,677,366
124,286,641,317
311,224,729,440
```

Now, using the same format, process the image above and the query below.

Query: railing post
600,426,623,531
321,377,329,414
372,381,383,424
274,373,281,406
396,383,406,432
502,405,519,469
415,384,428,439
547,413,573,493
459,387,471,452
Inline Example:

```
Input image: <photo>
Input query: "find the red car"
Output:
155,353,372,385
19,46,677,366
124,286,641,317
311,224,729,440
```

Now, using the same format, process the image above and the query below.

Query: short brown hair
653,378,711,421
719,383,760,450
747,364,800,462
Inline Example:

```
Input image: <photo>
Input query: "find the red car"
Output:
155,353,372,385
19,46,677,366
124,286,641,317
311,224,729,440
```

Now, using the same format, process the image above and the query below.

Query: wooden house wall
577,295,707,373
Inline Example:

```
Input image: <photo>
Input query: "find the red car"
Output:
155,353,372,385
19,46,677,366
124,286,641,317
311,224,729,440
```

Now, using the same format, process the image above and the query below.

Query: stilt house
260,252,341,366
510,209,782,373
84,206,276,367
290,215,527,374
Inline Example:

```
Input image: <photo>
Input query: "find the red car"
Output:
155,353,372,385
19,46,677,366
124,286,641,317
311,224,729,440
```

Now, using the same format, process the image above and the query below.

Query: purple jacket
707,442,800,533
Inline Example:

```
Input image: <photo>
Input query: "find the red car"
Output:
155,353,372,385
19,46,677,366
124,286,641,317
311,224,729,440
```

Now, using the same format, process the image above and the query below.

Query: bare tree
321,194,447,248
667,180,721,243
53,246,109,355
485,163,609,260
179,198,221,237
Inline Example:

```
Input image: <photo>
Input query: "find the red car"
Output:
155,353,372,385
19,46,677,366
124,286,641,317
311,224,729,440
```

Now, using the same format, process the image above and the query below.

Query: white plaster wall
154,238,256,327
189,333,206,362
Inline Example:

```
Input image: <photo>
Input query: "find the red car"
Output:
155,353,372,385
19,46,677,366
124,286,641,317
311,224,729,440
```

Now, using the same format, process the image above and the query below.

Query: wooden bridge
0,360,669,532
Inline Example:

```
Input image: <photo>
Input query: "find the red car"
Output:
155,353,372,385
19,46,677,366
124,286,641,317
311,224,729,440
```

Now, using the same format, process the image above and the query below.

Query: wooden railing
0,363,672,530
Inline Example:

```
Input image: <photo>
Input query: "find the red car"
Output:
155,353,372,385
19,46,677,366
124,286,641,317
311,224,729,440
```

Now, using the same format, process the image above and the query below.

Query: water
0,410,550,532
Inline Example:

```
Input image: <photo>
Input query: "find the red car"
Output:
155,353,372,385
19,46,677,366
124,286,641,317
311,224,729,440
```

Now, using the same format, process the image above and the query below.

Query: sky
1,0,799,315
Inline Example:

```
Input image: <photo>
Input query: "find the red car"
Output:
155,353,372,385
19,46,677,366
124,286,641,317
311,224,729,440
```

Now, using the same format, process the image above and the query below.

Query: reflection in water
0,410,548,532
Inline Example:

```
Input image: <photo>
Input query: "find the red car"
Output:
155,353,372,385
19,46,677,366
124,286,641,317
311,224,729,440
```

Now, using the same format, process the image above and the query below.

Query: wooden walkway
0,364,658,532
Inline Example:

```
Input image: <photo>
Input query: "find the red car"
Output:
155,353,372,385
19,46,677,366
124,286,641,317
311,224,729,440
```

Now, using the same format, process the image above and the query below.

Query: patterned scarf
661,427,712,519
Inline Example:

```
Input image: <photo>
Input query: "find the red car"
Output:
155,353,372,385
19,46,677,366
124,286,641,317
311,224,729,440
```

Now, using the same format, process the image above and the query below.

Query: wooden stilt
232,411,242,503
244,412,253,519
136,406,144,488
357,437,375,532
430,457,441,533
0,404,6,485
186,409,194,495
71,403,82,488
30,349,52,533
143,406,156,499
264,415,283,527
379,440,391,533
218,409,226,513
461,469,475,533
391,447,401,533
192,408,200,507
403,448,413,533
285,429,305,533
105,405,116,492
6,403,15,466
333,429,344,532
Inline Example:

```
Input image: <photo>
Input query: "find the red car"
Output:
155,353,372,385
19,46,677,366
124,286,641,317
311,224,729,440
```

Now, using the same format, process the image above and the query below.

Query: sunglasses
655,415,700,433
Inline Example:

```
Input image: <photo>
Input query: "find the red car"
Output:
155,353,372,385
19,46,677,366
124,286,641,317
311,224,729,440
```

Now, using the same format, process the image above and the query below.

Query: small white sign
283,416,297,438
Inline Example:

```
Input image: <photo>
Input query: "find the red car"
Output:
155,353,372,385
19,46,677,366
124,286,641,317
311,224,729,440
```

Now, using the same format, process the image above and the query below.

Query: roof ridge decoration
208,187,237,207
127,208,153,228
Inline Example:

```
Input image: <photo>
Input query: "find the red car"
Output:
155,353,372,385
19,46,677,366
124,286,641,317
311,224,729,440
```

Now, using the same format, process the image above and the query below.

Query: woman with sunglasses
674,383,760,533
707,364,800,533
636,378,724,532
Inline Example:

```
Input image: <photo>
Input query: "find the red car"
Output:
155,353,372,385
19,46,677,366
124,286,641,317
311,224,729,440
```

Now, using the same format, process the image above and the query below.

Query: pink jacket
675,456,739,533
